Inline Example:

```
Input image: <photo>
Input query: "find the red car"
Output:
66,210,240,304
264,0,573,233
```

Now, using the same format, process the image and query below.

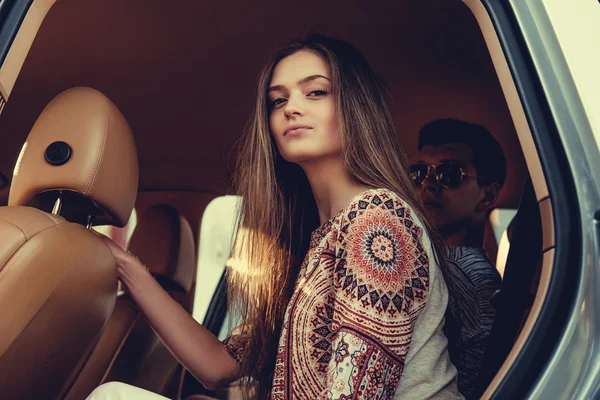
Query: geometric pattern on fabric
266,188,430,400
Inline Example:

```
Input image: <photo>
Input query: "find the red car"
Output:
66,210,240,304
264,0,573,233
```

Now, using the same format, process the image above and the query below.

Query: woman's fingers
93,232,149,277
90,229,109,239
99,235,124,251
97,235,137,263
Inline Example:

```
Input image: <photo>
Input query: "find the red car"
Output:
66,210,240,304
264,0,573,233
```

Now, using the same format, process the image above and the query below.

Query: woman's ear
476,182,500,214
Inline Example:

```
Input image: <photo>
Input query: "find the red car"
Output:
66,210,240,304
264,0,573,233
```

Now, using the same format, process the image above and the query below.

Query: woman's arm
101,236,241,390
323,191,433,399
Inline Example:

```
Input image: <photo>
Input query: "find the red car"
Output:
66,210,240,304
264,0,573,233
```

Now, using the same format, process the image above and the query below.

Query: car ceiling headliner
0,0,526,207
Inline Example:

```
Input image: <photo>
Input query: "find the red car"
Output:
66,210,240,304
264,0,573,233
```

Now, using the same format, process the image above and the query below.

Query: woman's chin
279,148,341,166
279,151,320,165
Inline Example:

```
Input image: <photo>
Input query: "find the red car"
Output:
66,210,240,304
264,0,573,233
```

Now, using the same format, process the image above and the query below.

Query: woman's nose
284,95,304,118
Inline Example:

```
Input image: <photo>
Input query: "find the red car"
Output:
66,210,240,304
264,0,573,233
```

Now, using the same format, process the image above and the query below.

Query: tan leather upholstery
0,87,138,399
65,295,140,400
65,205,196,399
0,207,118,398
104,312,182,395
8,87,138,227
128,204,196,292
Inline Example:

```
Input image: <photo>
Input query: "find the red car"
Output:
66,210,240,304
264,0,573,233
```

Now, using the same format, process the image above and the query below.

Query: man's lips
284,125,312,136
423,200,443,208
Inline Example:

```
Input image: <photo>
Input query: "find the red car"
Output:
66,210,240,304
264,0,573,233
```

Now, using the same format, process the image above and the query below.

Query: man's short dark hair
417,118,507,188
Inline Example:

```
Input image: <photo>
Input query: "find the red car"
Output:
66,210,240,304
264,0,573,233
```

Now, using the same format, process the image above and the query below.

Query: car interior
0,0,559,399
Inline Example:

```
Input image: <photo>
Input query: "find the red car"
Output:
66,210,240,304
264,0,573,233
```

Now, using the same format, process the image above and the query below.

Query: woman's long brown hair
228,34,445,399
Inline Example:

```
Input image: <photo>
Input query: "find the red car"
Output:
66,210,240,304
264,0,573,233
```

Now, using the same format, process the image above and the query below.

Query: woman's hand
94,232,153,292
92,231,241,389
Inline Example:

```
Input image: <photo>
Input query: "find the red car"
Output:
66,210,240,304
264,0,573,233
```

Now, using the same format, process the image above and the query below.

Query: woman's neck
300,156,373,225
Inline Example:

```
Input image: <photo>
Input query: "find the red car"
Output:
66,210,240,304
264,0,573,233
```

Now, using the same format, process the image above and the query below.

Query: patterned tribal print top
225,188,462,400
443,247,502,398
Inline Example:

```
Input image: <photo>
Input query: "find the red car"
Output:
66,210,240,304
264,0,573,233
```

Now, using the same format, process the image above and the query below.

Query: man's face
413,143,489,231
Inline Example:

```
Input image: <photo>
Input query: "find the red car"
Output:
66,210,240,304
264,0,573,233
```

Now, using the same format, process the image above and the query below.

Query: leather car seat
0,87,138,399
66,204,196,399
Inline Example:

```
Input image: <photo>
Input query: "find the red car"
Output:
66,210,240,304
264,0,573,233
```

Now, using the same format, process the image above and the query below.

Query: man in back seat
409,118,505,399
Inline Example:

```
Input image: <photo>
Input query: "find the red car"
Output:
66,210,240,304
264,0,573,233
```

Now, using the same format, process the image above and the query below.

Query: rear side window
93,208,137,249
193,195,241,325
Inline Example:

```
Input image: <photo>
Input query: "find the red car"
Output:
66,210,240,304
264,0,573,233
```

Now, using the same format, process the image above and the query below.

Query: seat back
0,207,117,399
108,205,196,394
472,177,543,397
0,87,138,398
66,204,196,399
128,204,196,294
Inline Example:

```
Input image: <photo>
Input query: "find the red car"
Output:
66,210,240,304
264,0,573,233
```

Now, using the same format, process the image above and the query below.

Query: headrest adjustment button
45,142,72,166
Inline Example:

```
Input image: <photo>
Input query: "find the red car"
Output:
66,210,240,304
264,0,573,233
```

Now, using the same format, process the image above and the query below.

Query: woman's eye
308,89,328,97
270,97,287,108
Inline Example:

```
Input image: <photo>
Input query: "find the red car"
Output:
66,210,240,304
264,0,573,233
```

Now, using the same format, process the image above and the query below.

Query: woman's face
268,50,341,165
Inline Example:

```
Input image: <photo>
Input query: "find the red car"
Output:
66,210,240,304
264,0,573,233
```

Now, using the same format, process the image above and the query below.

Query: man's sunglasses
408,162,488,189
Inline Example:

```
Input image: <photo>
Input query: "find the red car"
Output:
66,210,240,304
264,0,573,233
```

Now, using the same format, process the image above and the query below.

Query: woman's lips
284,125,312,136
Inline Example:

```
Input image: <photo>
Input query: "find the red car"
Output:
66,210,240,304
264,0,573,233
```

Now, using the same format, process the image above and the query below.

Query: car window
542,0,600,149
193,195,241,324
93,208,137,249
489,208,518,245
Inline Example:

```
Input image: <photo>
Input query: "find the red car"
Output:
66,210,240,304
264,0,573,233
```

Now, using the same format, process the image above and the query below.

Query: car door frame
469,0,600,398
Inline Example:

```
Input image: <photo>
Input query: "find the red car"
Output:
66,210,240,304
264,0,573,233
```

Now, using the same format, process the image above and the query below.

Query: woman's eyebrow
297,74,330,85
268,75,331,93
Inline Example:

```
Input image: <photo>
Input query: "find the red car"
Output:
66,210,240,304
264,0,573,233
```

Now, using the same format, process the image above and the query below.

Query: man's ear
476,183,500,214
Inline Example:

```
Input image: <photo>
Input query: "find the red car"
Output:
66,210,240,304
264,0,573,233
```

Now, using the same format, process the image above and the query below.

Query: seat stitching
0,271,67,356
0,212,64,241
0,226,103,359
0,215,27,239
31,207,64,226
85,97,108,195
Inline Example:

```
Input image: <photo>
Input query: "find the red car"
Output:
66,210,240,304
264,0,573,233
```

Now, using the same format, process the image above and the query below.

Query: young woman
88,34,462,400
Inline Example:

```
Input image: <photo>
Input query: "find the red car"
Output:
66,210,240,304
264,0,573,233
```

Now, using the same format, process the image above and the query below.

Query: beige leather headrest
8,87,138,227
128,205,195,292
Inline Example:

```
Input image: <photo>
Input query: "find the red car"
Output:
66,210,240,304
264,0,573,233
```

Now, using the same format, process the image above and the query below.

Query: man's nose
421,175,441,196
